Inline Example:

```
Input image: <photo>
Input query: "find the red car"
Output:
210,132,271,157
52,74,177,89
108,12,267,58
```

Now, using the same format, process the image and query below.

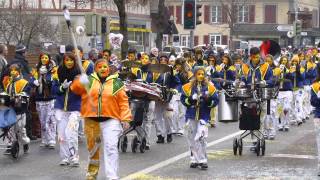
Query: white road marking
266,153,317,160
121,130,243,180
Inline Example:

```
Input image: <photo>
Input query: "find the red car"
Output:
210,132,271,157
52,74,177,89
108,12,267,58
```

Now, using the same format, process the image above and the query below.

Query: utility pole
190,30,194,48
294,0,300,48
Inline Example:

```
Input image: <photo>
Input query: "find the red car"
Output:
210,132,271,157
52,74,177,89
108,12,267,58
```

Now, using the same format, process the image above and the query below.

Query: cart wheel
255,140,260,156
11,141,19,159
261,138,266,156
121,136,128,153
139,138,146,153
23,144,29,153
233,138,238,155
238,138,243,156
131,136,138,153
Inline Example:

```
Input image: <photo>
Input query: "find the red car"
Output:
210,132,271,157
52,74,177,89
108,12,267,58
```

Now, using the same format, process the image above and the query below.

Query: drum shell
218,91,239,122
258,88,274,100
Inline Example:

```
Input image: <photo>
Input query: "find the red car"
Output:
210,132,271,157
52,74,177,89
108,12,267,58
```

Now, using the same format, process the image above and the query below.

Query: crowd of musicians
2,42,320,179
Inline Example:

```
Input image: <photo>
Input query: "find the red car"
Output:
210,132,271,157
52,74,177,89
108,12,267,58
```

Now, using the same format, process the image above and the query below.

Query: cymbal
121,60,141,67
146,64,172,73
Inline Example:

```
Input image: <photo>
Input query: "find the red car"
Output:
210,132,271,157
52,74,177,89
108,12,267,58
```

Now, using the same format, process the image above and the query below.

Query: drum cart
232,84,279,156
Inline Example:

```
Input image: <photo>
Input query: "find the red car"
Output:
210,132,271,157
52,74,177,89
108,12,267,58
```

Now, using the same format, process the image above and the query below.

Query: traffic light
196,3,202,25
295,20,302,35
168,20,174,34
85,13,93,36
184,0,195,29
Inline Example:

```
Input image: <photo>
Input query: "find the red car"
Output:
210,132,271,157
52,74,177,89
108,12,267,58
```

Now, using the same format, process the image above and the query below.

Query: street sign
301,32,308,36
277,25,293,32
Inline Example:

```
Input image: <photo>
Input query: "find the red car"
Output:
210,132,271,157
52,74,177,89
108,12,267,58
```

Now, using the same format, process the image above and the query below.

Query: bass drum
218,91,239,122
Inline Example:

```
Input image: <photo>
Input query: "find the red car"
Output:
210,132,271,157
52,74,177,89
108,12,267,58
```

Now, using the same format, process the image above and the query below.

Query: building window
210,35,221,45
264,5,277,23
238,5,249,23
211,6,222,23
163,35,169,47
181,35,190,47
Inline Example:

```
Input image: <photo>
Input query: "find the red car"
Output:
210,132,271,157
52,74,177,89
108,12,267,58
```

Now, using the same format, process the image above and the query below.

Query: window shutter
203,35,209,45
249,5,255,23
313,9,319,28
176,6,182,24
222,35,228,45
169,6,174,17
264,5,276,23
222,5,228,23
204,5,210,24
194,36,199,46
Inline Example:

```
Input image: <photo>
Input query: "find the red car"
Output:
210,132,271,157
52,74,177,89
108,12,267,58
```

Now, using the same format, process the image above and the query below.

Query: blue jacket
279,68,294,91
291,66,305,88
305,66,317,85
241,62,274,87
311,82,320,118
181,82,219,122
29,72,55,101
52,80,81,111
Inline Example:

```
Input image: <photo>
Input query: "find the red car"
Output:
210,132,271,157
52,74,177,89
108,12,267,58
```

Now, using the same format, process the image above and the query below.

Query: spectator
0,44,8,91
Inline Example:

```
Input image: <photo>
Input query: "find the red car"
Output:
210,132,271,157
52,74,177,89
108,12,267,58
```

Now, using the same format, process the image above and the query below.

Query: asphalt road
0,118,318,180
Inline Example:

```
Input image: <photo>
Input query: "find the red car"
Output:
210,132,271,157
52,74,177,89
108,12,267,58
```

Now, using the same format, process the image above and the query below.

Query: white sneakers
59,158,79,167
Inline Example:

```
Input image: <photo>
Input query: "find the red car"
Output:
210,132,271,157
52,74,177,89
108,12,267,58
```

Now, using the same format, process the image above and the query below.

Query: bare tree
219,0,249,50
0,2,58,49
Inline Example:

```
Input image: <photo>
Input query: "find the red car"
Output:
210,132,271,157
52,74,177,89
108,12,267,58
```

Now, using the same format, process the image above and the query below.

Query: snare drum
13,95,30,109
258,88,275,100
235,88,252,98
126,81,162,101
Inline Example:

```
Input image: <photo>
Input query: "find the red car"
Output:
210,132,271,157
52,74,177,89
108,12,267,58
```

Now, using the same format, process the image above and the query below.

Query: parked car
162,46,190,58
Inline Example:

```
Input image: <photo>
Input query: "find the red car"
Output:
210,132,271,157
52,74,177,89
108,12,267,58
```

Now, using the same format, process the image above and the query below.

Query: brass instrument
195,82,202,121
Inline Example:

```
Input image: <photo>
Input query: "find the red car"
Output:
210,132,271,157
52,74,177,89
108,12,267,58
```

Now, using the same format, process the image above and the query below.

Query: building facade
165,0,320,49
0,0,152,52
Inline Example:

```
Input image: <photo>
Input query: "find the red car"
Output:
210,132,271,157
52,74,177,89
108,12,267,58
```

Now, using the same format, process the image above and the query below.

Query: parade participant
232,54,244,80
148,54,178,144
275,56,294,131
72,46,94,75
3,63,31,153
52,52,82,166
71,59,131,180
219,55,236,88
205,53,222,128
181,66,219,170
0,44,8,91
184,51,196,71
171,58,191,135
194,48,207,67
311,47,319,63
310,68,320,176
290,55,305,125
150,47,159,60
127,48,137,61
241,47,273,87
304,52,317,118
262,54,278,139
30,53,57,148
101,49,111,62
8,44,30,80
88,48,99,63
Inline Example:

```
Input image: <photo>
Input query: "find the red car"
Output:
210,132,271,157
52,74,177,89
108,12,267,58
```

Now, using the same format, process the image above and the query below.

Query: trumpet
195,82,202,121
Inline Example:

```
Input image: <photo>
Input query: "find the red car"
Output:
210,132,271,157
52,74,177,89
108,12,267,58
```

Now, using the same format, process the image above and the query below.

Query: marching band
1,41,320,179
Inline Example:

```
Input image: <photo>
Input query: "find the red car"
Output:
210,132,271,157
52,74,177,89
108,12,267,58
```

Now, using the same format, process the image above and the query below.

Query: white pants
154,101,174,137
56,109,80,160
36,100,56,144
7,113,30,145
262,100,277,137
277,91,293,129
186,119,208,164
142,101,155,146
303,86,312,117
292,89,304,123
314,118,320,171
101,119,123,180
171,94,186,133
